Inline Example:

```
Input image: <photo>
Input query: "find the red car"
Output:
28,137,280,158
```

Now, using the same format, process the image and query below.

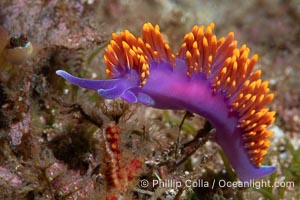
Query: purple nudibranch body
56,23,276,182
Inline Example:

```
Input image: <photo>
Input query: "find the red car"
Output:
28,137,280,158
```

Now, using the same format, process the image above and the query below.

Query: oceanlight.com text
140,179,294,190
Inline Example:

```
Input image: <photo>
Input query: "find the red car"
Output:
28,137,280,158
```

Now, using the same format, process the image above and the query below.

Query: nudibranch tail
56,22,276,181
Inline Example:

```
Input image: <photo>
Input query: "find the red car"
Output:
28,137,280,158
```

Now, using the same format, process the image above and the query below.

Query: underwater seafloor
0,0,299,199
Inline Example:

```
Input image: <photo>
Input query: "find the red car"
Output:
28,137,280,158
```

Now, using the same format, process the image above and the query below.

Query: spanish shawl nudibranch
56,22,276,182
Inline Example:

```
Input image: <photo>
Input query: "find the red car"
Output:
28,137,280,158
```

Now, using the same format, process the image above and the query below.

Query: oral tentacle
56,70,120,91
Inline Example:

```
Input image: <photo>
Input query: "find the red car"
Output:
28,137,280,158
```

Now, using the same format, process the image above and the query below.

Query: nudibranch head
56,22,276,181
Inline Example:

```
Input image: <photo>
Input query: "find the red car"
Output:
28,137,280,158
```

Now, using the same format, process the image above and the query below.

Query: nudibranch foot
56,22,276,182
242,166,276,182
215,129,275,182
